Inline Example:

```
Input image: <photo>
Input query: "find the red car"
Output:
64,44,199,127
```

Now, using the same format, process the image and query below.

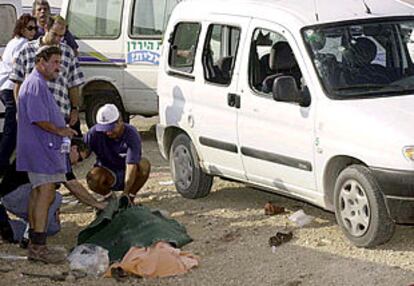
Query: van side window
130,0,179,37
67,0,124,39
168,22,201,73
202,24,241,85
249,28,302,94
0,4,17,47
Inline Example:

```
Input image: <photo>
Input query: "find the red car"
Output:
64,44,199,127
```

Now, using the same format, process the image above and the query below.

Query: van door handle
228,93,241,109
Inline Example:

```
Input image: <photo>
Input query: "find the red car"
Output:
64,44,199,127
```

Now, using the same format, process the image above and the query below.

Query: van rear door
124,0,179,115
191,15,251,180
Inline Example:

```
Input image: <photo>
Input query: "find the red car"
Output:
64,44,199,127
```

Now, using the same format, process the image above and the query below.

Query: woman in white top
0,14,37,175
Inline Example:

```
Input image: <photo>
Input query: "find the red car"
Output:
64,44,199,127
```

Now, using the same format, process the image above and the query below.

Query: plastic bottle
61,136,71,153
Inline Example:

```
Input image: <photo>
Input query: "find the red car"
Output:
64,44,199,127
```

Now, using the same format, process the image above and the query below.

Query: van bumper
370,167,414,224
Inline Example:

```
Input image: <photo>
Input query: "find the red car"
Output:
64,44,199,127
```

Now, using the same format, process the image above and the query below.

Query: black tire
169,133,213,199
85,93,129,128
334,165,395,248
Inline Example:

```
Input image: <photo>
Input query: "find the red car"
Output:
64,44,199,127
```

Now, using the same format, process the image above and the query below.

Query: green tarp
77,198,193,262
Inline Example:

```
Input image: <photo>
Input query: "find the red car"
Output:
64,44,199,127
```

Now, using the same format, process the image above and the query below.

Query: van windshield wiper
332,84,388,91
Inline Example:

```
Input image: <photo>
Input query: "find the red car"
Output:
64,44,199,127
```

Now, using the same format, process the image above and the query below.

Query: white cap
95,104,120,132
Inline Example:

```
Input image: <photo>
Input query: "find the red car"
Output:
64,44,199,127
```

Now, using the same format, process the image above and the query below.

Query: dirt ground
0,116,414,286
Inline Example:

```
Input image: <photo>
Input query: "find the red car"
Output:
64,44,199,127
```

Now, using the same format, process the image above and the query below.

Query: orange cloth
105,241,199,278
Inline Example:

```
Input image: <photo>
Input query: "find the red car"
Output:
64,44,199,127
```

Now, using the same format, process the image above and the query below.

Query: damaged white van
156,0,414,247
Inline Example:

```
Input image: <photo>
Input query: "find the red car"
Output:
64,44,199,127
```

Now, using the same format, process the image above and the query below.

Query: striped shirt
10,38,84,119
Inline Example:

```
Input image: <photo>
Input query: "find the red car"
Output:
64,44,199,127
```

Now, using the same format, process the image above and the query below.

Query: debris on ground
0,252,27,260
288,210,314,227
264,201,285,215
268,229,293,247
68,244,109,277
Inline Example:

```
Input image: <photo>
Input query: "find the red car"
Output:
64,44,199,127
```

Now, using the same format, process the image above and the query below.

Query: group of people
0,0,151,264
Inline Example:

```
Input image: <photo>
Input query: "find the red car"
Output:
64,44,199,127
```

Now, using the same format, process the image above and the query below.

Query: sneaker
28,243,67,264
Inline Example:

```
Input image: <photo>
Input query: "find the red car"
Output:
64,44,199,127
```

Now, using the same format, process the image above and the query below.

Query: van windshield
303,18,414,99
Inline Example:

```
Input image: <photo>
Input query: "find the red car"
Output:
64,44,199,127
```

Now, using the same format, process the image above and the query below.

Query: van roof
178,0,414,27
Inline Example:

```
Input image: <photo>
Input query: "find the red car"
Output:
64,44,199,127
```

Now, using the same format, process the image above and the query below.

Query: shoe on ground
28,243,67,264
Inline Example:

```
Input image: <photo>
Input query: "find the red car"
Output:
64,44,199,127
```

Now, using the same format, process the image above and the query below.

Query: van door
124,0,179,115
237,20,317,196
191,16,250,180
0,0,20,56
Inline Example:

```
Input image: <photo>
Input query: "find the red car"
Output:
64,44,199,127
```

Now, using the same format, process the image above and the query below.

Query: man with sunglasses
0,138,106,245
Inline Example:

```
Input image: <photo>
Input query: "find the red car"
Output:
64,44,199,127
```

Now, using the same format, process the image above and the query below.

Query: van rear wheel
169,134,213,199
334,165,395,247
85,93,129,128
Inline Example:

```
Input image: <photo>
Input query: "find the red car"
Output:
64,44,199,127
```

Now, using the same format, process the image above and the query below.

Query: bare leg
31,183,55,233
128,158,151,197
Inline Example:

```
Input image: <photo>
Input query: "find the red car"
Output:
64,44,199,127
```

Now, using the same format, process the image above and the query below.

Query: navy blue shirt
85,124,142,171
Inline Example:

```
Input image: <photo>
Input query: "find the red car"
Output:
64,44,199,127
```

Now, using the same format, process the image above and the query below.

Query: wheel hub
172,145,193,189
339,179,370,237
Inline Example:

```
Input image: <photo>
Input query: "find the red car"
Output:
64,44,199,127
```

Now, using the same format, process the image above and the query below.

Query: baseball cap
95,104,120,132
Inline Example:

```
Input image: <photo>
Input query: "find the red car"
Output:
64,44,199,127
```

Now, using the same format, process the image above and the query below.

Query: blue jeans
0,89,17,170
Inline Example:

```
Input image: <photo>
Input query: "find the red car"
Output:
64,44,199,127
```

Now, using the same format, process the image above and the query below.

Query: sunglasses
26,26,37,31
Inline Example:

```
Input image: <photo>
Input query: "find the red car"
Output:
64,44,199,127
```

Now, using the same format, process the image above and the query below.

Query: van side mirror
272,76,311,107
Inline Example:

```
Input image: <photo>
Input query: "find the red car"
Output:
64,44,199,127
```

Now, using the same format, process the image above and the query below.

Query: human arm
64,179,107,210
13,81,21,101
35,121,78,137
68,86,80,126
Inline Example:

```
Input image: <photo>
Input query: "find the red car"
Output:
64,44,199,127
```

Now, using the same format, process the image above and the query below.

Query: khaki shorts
28,172,66,189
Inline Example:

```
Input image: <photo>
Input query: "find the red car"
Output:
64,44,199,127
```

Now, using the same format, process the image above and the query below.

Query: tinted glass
67,0,124,39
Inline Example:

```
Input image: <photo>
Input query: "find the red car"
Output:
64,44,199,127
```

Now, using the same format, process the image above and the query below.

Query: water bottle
61,136,71,154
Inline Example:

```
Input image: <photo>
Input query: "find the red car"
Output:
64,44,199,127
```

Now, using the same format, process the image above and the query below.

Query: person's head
95,104,124,139
43,15,66,45
32,0,50,27
35,45,61,80
13,14,37,40
70,137,90,165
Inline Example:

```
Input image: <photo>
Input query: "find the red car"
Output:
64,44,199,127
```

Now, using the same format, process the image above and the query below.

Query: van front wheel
169,134,213,199
334,165,395,248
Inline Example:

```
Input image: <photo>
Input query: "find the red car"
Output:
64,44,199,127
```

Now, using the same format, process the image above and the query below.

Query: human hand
57,127,78,137
69,109,79,126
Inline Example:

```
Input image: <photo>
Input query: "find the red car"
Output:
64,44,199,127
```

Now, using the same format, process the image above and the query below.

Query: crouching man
85,104,151,205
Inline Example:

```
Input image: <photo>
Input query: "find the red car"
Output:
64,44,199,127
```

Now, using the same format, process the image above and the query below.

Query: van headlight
403,146,414,161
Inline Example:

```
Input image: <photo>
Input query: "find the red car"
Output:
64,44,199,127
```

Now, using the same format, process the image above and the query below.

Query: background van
157,0,414,247
0,0,22,133
61,0,180,127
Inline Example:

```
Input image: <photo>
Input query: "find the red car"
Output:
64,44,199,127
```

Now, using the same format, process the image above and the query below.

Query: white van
156,0,414,247
0,0,21,58
0,0,22,133
60,0,180,127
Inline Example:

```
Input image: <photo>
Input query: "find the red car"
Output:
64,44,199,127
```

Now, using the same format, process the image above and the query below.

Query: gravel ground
0,116,413,286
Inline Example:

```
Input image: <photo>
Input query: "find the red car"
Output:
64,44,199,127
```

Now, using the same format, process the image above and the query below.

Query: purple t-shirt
16,68,67,174
84,124,142,171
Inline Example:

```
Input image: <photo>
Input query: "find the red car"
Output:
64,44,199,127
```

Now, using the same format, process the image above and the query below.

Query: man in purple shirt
85,104,151,205
17,45,77,264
